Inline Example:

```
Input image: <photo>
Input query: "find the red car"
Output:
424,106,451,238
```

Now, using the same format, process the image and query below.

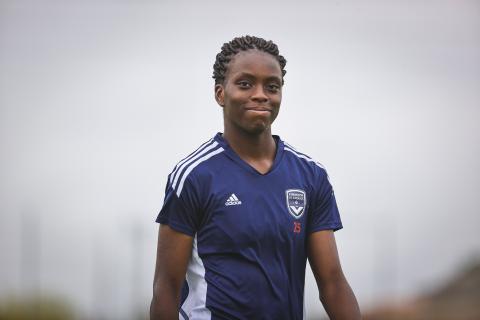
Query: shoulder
282,141,329,180
167,137,225,197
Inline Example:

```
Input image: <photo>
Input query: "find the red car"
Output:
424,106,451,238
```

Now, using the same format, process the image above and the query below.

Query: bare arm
307,230,361,320
150,224,193,320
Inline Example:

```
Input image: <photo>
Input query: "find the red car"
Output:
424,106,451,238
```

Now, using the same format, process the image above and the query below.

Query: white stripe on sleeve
175,147,224,197
169,138,213,185
172,141,219,190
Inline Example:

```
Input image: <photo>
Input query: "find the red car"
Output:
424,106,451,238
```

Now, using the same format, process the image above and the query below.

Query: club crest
285,189,306,219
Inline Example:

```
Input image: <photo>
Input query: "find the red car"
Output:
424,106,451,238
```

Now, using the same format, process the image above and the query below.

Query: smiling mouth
245,107,272,112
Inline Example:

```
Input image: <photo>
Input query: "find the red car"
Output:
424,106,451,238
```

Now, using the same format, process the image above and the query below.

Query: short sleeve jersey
156,133,342,320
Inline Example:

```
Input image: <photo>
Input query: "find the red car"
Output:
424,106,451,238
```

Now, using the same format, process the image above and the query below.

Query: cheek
224,96,244,118
226,94,247,111
271,96,281,118
228,88,247,101
272,94,282,109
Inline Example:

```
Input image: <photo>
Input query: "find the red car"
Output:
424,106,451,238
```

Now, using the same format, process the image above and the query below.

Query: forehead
225,49,282,80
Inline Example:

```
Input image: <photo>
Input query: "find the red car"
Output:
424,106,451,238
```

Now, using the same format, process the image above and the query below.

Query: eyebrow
235,72,282,83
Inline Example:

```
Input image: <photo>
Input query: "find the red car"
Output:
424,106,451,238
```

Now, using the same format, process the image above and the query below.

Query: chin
244,122,270,135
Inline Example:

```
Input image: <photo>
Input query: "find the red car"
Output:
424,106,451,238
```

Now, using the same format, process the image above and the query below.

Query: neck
222,127,276,161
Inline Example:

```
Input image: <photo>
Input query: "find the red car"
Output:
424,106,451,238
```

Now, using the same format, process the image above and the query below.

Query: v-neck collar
213,132,285,176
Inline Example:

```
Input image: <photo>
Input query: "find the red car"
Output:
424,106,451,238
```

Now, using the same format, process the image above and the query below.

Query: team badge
285,189,306,219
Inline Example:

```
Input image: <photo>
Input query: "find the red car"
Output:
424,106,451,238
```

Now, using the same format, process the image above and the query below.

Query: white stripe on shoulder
285,142,316,161
284,144,325,170
175,147,224,197
284,142,298,151
171,141,219,190
169,138,214,185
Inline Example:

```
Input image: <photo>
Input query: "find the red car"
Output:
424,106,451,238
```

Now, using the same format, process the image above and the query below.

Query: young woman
151,35,361,320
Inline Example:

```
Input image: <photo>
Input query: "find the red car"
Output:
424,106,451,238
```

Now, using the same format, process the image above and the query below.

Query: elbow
150,277,182,320
150,281,162,318
151,277,162,305
317,271,348,301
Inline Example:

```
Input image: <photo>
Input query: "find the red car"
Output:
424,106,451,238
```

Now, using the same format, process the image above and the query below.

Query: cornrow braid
213,35,287,85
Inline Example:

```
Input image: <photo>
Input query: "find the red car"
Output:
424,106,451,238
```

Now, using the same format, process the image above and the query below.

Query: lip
245,106,272,112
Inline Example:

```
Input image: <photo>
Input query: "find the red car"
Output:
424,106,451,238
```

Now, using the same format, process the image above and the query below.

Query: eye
238,81,251,88
266,83,281,93
237,80,252,89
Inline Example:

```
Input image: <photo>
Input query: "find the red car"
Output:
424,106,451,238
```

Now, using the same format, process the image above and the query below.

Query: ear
214,84,225,107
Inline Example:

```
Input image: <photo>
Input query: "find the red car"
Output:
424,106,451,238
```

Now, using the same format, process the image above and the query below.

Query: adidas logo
225,193,242,206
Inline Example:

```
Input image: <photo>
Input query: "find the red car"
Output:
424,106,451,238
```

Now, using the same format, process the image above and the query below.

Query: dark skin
151,49,361,319
214,50,281,174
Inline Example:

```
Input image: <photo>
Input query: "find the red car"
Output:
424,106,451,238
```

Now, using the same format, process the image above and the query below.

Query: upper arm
307,230,345,287
153,224,193,294
153,172,202,288
151,165,207,318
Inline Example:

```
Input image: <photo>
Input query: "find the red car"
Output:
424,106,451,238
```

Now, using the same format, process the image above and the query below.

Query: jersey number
293,222,301,233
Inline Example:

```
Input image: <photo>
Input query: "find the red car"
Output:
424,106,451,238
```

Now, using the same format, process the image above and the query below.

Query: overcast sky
1,0,479,318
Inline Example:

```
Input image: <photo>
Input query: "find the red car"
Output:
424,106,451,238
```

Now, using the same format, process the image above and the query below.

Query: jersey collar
213,132,285,176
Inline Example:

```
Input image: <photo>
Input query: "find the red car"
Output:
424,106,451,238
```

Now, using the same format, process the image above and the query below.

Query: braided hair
213,35,287,85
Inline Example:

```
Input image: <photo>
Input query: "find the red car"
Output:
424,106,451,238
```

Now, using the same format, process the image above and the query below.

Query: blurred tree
0,296,74,320
363,259,480,320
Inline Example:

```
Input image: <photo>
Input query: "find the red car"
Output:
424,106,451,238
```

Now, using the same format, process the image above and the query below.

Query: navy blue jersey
156,133,342,320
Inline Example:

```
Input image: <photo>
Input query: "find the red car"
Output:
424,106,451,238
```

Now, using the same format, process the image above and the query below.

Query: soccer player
150,36,361,320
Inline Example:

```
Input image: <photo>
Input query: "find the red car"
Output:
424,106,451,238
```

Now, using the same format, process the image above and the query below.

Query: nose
251,86,268,103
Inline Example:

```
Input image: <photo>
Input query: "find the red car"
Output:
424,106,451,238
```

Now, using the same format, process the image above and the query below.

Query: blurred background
1,0,479,319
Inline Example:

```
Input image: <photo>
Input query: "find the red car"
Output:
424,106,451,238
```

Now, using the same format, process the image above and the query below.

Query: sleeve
155,173,203,237
307,167,343,234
